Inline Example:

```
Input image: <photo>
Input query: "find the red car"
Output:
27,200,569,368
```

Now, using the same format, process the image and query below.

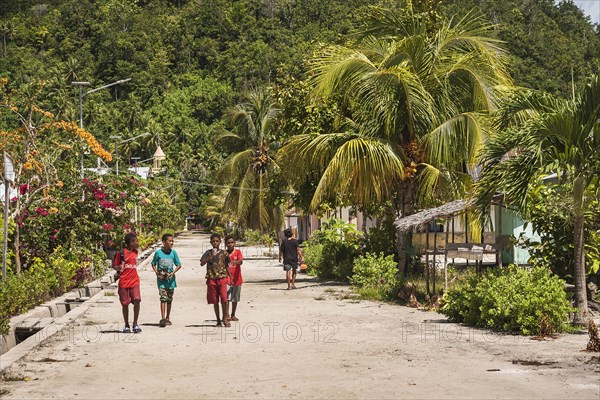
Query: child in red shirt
225,235,243,322
113,232,142,333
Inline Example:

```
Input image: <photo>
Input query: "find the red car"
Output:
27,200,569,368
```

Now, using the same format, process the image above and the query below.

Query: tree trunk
14,212,21,274
571,176,588,325
398,181,415,276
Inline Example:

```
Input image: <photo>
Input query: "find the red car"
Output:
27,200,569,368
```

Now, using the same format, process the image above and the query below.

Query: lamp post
2,152,15,282
110,132,150,176
71,78,131,176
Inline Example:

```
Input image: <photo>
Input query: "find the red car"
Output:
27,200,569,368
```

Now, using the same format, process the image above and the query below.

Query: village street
1,232,598,399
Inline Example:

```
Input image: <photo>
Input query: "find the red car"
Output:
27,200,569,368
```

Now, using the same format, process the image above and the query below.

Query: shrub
243,229,262,245
303,243,324,276
0,247,101,335
139,232,158,250
303,218,362,280
0,260,54,335
363,222,397,256
441,265,574,335
351,252,399,300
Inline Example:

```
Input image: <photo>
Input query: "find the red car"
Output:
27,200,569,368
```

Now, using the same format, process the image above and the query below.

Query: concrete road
1,232,598,399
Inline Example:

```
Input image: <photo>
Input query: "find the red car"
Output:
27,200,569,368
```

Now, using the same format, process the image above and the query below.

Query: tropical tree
216,87,284,232
279,1,512,270
0,78,112,273
474,75,600,325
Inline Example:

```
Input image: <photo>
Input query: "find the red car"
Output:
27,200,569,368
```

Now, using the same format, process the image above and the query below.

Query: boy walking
279,228,303,290
151,233,182,327
113,232,142,333
224,235,243,322
200,233,232,327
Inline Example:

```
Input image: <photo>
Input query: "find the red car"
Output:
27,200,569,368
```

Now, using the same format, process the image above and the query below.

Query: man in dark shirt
279,228,303,290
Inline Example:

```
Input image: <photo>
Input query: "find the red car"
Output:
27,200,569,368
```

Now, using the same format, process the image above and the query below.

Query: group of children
113,232,244,332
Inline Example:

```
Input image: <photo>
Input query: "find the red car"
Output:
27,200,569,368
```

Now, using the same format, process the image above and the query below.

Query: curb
0,251,155,375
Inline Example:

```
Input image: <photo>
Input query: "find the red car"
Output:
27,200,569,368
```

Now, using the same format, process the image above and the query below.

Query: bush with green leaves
522,182,600,280
363,223,397,256
0,258,54,335
441,265,573,335
0,247,104,335
302,243,324,276
243,229,262,245
302,218,362,280
351,252,399,300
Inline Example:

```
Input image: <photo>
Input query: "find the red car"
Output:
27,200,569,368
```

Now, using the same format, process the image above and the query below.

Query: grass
348,266,469,305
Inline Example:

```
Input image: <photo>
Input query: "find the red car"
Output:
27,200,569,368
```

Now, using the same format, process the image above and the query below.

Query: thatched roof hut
394,199,470,233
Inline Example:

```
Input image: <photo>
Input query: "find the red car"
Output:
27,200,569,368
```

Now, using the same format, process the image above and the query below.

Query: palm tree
474,75,600,324
279,2,511,269
0,19,15,57
216,87,284,232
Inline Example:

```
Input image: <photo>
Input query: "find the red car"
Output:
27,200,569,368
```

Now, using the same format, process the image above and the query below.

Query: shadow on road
186,321,221,328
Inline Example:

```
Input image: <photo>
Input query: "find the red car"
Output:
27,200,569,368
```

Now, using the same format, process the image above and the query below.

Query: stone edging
0,249,156,374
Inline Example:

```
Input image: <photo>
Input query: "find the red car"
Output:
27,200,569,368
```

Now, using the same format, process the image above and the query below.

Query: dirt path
1,233,598,399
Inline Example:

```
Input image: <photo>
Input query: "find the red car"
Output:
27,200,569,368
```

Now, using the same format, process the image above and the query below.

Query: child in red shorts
224,235,243,322
200,233,232,327
113,232,142,333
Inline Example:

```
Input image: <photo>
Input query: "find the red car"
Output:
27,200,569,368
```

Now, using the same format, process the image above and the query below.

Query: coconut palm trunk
572,176,588,324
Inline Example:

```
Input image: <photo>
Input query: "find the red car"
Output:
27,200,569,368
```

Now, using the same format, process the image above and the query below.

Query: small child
113,232,142,333
151,233,182,327
224,235,243,322
200,233,232,327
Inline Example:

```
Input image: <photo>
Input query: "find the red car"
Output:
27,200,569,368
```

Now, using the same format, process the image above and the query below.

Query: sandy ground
1,232,599,399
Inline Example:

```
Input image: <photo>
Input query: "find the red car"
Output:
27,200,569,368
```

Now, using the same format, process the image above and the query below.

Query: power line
150,175,296,195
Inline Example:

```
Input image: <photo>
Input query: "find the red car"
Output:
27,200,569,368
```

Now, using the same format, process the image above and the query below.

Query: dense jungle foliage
1,0,598,217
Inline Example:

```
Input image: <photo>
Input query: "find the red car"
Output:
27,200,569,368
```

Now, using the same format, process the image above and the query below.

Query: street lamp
71,78,131,177
110,132,150,176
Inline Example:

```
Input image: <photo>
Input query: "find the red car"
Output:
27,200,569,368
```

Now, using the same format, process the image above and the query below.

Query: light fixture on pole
2,152,15,282
71,78,131,176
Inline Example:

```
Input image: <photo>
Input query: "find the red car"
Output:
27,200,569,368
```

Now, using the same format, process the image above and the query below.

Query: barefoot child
151,233,182,327
224,235,243,322
279,228,303,290
113,232,142,333
200,233,232,327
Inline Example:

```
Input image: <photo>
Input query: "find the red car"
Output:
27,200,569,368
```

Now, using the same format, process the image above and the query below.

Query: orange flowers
32,105,54,119
0,130,22,151
46,121,113,162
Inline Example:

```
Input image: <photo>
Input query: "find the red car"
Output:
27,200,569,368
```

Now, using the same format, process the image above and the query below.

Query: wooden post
452,217,455,268
480,226,485,273
497,203,503,268
433,219,437,294
445,218,450,291
465,213,469,269
425,223,430,295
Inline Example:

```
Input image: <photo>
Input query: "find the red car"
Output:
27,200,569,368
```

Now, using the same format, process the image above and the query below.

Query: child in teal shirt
151,233,182,327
